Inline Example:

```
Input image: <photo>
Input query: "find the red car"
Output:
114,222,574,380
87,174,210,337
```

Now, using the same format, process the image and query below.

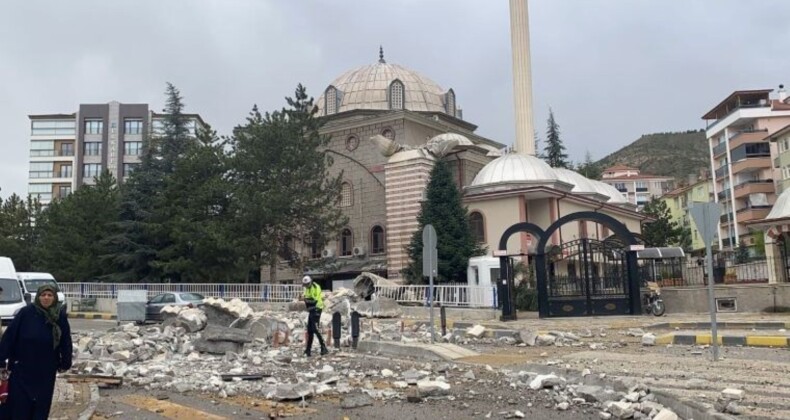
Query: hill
594,130,709,181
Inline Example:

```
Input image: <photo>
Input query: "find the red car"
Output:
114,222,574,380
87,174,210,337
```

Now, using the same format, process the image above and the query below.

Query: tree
404,160,486,283
735,240,750,264
575,150,602,180
0,193,41,271
227,84,347,282
36,170,120,282
103,83,195,282
543,108,570,168
641,198,685,247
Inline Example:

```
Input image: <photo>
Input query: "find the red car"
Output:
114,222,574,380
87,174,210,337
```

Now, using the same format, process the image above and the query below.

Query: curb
68,312,117,320
647,321,790,330
77,383,100,420
656,333,790,347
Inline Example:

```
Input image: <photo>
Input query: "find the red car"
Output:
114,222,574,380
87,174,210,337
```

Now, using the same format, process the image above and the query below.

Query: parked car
145,292,205,321
17,272,68,312
0,257,27,326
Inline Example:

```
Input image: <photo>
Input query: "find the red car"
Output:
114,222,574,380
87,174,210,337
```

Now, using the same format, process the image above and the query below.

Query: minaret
509,0,536,156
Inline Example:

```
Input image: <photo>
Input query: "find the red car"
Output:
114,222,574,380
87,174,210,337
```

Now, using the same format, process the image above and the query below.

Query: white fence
59,282,499,308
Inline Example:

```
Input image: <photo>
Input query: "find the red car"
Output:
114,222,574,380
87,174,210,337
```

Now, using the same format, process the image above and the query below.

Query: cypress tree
543,108,570,168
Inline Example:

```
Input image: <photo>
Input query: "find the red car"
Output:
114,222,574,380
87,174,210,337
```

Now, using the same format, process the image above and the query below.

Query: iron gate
545,238,631,317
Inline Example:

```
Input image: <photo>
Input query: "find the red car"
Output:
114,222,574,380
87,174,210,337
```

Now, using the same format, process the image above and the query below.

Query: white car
0,257,27,325
16,272,68,312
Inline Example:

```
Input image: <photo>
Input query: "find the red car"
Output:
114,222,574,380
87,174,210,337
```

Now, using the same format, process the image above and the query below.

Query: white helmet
301,275,312,285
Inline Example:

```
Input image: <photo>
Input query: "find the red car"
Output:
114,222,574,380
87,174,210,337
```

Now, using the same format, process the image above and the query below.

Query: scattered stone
463,370,476,380
575,385,604,402
626,328,645,337
416,380,451,396
354,297,402,318
519,330,538,346
721,388,745,401
381,369,394,378
466,325,486,338
403,369,429,385
536,334,556,346
556,402,569,411
340,393,374,409
653,409,679,420
529,374,562,390
641,333,656,346
608,401,634,419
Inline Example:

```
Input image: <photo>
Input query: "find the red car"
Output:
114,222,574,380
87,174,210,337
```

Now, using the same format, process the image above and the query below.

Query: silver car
145,292,205,321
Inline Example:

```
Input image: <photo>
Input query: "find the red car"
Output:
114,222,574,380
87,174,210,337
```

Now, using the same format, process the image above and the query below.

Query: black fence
637,256,777,287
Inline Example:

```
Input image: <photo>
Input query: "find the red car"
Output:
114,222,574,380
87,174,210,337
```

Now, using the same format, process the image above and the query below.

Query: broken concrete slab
466,325,486,338
192,339,244,355
354,297,402,318
202,325,252,343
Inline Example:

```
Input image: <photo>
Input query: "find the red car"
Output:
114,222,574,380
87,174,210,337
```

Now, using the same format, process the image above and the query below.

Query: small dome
470,153,558,187
553,168,599,195
428,133,474,147
317,59,452,115
766,188,790,219
592,181,628,203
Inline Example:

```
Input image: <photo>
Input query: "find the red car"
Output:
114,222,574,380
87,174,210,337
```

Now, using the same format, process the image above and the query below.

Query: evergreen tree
641,198,685,247
227,85,347,282
734,240,750,264
575,150,602,180
0,193,41,271
543,108,570,168
404,160,486,284
36,170,120,281
103,83,194,282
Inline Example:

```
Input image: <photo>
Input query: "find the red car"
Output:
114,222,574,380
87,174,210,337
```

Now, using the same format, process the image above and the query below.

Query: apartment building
769,122,790,194
660,174,714,254
28,101,204,205
702,88,790,250
600,165,673,210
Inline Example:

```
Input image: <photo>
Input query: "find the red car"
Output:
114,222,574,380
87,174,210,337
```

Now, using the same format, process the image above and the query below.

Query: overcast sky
2,0,790,197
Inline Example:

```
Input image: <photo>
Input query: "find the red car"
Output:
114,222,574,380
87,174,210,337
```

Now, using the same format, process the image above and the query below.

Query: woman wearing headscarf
0,284,72,420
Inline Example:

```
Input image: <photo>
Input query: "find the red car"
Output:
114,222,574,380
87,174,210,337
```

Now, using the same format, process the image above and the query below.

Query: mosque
261,1,647,287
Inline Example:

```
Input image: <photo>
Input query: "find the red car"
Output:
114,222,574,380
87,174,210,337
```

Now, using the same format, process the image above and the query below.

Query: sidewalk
50,378,98,420
68,312,117,320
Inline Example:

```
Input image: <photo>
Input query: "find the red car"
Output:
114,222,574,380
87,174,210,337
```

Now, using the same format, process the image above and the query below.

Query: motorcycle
643,282,666,316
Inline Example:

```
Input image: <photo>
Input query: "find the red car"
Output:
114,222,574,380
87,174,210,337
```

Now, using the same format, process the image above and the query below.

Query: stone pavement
50,378,96,420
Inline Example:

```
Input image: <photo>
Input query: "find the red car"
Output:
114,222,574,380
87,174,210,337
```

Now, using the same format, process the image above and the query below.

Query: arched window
469,211,485,243
340,182,353,207
445,89,456,117
325,86,338,115
389,80,404,110
340,228,353,256
306,233,323,259
370,225,386,255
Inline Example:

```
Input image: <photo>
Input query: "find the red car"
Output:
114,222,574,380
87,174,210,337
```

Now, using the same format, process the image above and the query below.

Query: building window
381,128,395,140
83,164,101,178
614,182,626,192
31,120,75,136
84,142,102,156
124,141,142,156
635,181,646,189
346,135,359,151
389,80,404,110
59,164,72,178
340,228,353,257
60,142,74,156
370,226,386,255
469,212,485,243
340,182,353,207
28,183,52,201
124,119,143,135
325,86,338,115
123,163,139,177
29,162,53,179
57,185,72,199
84,119,103,135
306,233,323,259
445,89,456,117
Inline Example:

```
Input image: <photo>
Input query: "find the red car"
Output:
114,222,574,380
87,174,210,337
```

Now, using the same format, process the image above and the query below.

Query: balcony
720,213,732,224
776,156,781,169
30,149,75,157
715,166,729,179
731,158,770,174
712,141,728,157
733,180,774,199
728,130,769,151
636,187,648,193
735,205,772,222
717,190,729,200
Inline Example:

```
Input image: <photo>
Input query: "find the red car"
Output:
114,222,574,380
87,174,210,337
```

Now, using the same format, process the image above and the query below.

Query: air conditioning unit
352,246,366,257
321,248,335,258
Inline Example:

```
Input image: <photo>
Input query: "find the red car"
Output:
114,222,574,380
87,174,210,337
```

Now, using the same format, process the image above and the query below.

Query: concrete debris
536,334,556,346
466,325,486,338
354,297,402,318
607,401,634,419
416,380,451,396
721,388,745,401
626,328,646,337
518,330,538,346
529,374,562,390
340,393,374,409
641,333,656,346
652,409,679,420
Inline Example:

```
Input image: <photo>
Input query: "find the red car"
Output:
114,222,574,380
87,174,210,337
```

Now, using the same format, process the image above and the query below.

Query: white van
0,257,27,325
16,272,67,312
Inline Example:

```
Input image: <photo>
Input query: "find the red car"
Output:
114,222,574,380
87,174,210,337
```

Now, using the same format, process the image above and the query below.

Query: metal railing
59,282,499,308
638,257,772,287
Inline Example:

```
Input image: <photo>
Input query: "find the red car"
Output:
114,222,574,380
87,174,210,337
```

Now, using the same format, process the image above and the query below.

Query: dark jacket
0,304,72,419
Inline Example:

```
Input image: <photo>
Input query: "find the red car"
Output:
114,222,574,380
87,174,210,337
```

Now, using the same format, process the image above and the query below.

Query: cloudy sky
2,0,790,197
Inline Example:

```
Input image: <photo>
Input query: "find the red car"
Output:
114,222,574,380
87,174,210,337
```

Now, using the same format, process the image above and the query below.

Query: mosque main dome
316,49,458,117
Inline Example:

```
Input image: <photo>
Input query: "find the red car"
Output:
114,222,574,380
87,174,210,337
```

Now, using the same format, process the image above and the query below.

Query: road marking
121,395,227,420
745,336,789,347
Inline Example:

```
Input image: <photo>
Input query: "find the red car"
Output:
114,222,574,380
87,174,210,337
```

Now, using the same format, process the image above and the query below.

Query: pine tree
36,170,120,281
404,160,486,284
543,108,570,168
0,193,41,271
641,198,685,247
227,84,347,282
575,150,602,180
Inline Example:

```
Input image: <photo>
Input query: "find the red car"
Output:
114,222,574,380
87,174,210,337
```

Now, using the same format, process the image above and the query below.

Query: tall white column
510,0,536,156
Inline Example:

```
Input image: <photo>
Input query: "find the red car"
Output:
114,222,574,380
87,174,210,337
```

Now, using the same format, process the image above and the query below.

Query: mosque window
445,89,456,117
340,182,353,207
469,212,485,243
370,226,386,255
381,128,395,140
346,135,359,151
325,86,338,115
340,228,354,257
306,233,323,259
389,80,404,110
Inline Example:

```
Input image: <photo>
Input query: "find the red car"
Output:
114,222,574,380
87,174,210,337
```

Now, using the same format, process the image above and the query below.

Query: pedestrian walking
0,284,72,420
301,276,328,357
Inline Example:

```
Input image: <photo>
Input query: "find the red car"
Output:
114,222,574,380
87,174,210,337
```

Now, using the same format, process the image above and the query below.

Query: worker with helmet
301,275,328,357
